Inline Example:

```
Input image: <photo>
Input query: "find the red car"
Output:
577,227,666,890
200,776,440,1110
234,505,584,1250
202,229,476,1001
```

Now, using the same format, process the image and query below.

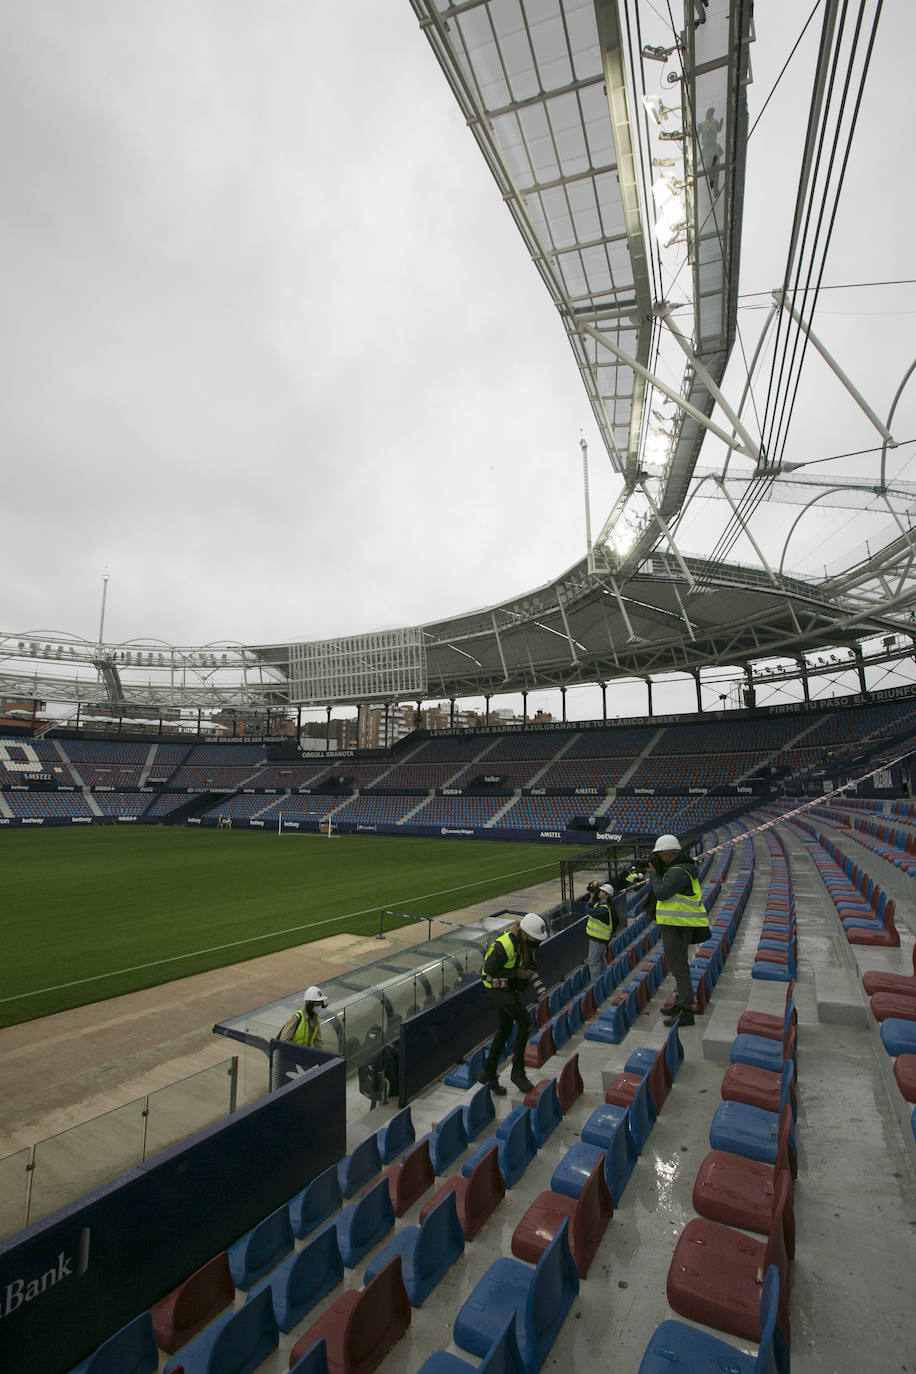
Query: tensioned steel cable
691,1,880,587
755,1,848,468
759,0,882,468
766,1,884,469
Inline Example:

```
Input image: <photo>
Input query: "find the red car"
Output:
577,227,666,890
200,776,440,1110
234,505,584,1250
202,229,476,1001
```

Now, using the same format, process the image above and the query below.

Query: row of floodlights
12,642,238,669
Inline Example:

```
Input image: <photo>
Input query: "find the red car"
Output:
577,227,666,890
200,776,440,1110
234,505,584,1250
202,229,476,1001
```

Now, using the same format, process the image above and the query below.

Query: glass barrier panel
338,992,386,1070
144,1059,236,1160
382,972,419,1032
0,1148,31,1242
29,1098,146,1226
236,1040,270,1107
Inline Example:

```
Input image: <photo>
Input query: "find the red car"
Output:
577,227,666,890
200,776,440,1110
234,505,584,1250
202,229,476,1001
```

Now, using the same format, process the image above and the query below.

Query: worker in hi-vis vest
585,882,617,985
647,834,708,1027
279,984,329,1046
477,913,548,1096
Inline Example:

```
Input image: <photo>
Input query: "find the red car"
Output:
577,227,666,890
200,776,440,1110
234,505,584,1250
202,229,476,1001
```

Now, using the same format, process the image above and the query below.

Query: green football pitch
0,828,558,1028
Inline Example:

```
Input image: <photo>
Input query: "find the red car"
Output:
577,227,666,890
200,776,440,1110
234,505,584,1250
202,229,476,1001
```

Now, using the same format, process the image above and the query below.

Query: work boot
663,1004,695,1028
477,1067,507,1096
510,1068,535,1093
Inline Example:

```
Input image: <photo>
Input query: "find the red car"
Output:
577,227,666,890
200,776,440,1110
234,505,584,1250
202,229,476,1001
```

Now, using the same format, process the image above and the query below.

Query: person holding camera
585,881,617,984
647,834,708,1027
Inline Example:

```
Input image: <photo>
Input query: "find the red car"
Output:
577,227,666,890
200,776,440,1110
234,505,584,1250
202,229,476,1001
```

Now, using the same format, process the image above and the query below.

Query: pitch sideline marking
0,859,557,1005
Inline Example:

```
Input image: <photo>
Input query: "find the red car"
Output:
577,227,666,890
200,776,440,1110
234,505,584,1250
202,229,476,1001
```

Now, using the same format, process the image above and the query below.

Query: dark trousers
661,924,695,1009
484,991,531,1074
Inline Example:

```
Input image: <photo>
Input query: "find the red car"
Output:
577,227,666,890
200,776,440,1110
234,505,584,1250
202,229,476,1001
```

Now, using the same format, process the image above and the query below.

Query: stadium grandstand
1,3,915,1373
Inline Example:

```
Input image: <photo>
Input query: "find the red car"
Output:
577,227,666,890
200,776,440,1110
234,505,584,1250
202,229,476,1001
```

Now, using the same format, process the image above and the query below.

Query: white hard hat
599,883,614,895
652,834,682,854
304,985,329,1007
519,912,548,942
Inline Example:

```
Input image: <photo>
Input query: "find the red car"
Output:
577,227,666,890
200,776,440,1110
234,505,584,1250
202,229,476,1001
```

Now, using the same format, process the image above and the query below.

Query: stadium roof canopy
2,0,914,715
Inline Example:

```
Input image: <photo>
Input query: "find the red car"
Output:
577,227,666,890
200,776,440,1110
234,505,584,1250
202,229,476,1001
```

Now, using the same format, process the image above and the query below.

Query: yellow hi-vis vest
482,931,520,990
290,1011,321,1046
655,868,707,927
585,900,612,943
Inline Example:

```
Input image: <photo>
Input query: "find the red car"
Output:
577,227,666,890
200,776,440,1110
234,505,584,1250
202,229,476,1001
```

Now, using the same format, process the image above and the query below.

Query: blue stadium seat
376,1105,416,1164
453,1218,579,1374
246,1220,342,1332
462,1105,537,1188
418,1103,469,1175
416,1314,526,1374
227,1203,295,1290
66,1313,158,1374
463,1082,496,1141
335,1176,396,1267
162,1286,278,1374
337,1131,382,1198
364,1189,465,1307
288,1163,343,1240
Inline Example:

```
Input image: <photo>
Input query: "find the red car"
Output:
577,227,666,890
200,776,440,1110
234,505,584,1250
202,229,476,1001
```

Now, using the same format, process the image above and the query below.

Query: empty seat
736,984,796,1041
709,1102,797,1179
150,1251,235,1354
880,1017,916,1057
863,946,916,998
338,1133,382,1199
364,1190,465,1306
894,1053,916,1103
419,1104,469,1175
227,1203,295,1290
870,990,916,1023
583,1001,626,1044
462,1105,537,1189
638,1265,789,1374
511,1153,612,1278
444,1047,488,1090
68,1313,159,1374
551,1110,636,1208
375,1106,415,1164
288,1254,411,1374
336,1177,396,1268
692,1110,796,1261
721,1058,797,1123
453,1219,579,1374
162,1286,278,1374
666,1172,791,1344
604,1047,671,1122
730,1023,796,1076
289,1339,331,1374
463,1082,496,1141
420,1138,505,1241
527,1078,563,1147
550,1010,570,1048
584,1075,652,1155
626,1028,684,1085
524,1023,556,1069
246,1221,342,1332
379,1137,435,1217
289,1164,344,1240
555,1053,585,1113
415,1314,526,1374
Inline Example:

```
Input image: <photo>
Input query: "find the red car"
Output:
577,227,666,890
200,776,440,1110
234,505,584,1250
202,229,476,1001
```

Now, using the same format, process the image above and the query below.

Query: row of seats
788,819,900,948
639,976,798,1372
809,801,916,877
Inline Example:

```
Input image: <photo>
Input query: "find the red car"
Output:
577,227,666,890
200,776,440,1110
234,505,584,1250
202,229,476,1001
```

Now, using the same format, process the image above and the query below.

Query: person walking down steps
477,913,548,1095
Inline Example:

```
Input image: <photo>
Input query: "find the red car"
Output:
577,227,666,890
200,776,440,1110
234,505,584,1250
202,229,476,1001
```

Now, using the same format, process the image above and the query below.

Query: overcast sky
2,1,914,719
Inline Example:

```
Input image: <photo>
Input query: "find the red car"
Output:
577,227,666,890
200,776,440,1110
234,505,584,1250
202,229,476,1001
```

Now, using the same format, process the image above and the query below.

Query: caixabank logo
0,1227,90,1321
